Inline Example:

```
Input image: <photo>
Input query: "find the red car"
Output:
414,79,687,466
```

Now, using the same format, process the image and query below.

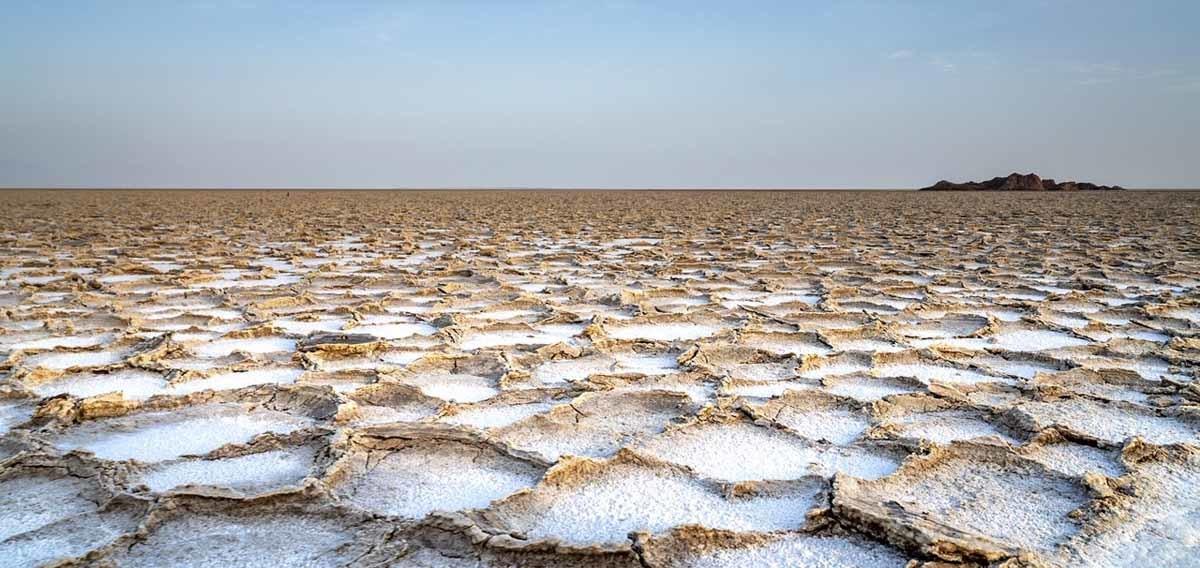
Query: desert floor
1,190,1198,567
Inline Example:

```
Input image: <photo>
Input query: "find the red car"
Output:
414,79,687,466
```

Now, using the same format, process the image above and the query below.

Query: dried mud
1,189,1198,567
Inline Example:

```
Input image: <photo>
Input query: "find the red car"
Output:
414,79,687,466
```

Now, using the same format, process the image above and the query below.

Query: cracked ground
1,189,1198,567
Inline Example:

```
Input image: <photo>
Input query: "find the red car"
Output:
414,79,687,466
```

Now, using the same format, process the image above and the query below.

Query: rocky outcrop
921,173,1124,191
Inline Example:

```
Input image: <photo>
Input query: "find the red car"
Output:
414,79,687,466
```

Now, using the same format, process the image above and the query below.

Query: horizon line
2,186,1199,192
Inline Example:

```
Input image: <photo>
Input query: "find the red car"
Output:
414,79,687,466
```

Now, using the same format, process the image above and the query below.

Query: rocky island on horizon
920,172,1125,191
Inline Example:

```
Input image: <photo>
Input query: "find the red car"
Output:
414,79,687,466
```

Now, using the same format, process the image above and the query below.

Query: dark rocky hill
920,173,1124,191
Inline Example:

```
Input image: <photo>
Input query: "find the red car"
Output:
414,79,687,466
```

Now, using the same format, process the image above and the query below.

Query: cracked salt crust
635,421,897,481
606,323,722,341
140,447,316,493
2,190,1199,565
190,337,296,358
54,404,313,462
332,438,542,519
674,532,908,568
32,369,170,400
167,367,304,395
491,458,820,545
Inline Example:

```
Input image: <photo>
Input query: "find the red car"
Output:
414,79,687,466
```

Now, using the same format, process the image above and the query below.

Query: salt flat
0,189,1198,566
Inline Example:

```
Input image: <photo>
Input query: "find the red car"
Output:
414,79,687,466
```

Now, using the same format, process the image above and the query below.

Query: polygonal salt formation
0,456,151,566
50,402,316,462
328,423,546,519
871,395,1020,446
639,526,909,568
635,417,902,482
834,442,1093,563
479,449,823,546
746,390,873,445
492,390,695,462
87,495,409,567
1005,396,1198,446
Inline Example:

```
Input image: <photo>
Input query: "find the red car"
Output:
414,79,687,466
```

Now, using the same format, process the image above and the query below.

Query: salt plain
0,189,1198,566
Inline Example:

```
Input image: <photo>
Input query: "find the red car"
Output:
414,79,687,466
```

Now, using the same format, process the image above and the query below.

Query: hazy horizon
3,1,1198,189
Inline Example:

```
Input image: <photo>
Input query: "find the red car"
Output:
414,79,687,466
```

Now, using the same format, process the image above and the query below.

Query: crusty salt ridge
1,189,1199,565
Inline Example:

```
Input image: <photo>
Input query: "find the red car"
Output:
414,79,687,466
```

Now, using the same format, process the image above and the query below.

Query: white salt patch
0,401,32,435
403,373,498,403
10,333,113,351
773,407,870,445
352,404,438,426
1056,455,1200,565
170,332,220,343
907,337,993,350
1024,443,1124,478
470,309,541,321
608,238,660,246
385,304,433,315
460,328,579,350
13,275,62,285
723,382,814,399
140,448,314,493
190,308,243,319
617,380,712,403
30,292,70,304
109,511,355,568
531,357,614,384
55,406,311,462
1119,329,1171,343
991,330,1092,352
506,463,817,545
718,290,767,301
160,358,220,372
758,293,821,306
335,445,540,519
607,323,721,342
99,274,154,284
637,422,897,482
798,361,869,380
273,318,347,335
191,337,295,358
1163,307,1200,323
874,363,1009,386
825,379,918,402
302,376,372,394
379,350,426,366
26,350,126,370
683,533,907,568
32,370,168,400
168,367,303,395
1,320,44,332
746,337,832,357
0,476,97,542
974,358,1058,380
1016,399,1197,446
862,458,1087,553
976,308,1026,322
613,353,678,375
1082,357,1183,382
889,411,1017,445
441,402,556,429
192,275,301,289
830,339,906,353
652,296,710,308
146,261,185,272
353,322,437,339
726,362,797,381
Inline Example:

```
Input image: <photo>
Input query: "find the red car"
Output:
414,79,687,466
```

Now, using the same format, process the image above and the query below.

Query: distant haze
2,1,1197,189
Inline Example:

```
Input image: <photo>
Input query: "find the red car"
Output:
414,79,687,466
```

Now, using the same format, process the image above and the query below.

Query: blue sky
2,1,1197,188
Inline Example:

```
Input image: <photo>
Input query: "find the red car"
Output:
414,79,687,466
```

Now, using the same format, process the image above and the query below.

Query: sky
1,1,1198,189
